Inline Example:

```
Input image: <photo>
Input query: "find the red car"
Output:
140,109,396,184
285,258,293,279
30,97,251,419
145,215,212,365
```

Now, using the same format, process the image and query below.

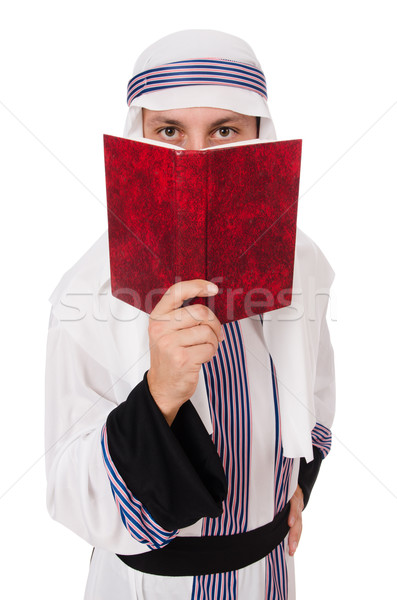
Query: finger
172,323,220,351
185,343,218,366
170,304,224,341
288,491,303,557
149,303,224,344
288,517,302,556
288,487,304,528
288,498,301,528
151,280,219,318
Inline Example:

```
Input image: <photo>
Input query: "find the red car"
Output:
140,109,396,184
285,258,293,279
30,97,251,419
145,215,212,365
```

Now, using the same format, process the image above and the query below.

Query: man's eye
218,127,231,137
163,127,176,137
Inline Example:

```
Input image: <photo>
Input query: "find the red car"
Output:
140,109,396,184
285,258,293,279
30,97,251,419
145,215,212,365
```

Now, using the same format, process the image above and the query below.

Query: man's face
142,107,258,150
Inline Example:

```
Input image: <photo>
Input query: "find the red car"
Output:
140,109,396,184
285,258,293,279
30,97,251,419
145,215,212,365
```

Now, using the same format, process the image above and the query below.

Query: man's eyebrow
208,116,247,127
145,115,248,128
145,117,184,127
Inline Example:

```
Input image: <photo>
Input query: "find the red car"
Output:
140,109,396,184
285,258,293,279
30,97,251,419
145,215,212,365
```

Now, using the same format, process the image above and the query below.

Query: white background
1,1,396,597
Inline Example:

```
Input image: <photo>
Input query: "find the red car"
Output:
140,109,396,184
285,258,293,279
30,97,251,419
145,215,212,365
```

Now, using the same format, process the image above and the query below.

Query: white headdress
123,29,276,142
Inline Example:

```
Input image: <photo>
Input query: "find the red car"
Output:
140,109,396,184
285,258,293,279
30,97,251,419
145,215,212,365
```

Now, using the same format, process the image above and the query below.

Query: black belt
117,502,290,576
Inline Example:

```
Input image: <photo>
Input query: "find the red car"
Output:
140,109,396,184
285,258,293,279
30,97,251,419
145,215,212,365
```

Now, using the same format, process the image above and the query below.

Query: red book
104,135,302,324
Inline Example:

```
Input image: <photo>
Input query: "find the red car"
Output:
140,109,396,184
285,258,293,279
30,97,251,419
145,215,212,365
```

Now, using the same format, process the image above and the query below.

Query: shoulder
46,231,148,380
48,231,110,308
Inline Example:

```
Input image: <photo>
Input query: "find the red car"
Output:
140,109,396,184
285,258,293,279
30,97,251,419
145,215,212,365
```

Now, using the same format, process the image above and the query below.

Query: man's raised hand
147,280,224,425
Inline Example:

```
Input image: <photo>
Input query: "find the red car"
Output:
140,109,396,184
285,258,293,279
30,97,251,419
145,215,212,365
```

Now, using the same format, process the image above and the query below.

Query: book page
105,134,278,153
119,136,185,151
202,138,273,151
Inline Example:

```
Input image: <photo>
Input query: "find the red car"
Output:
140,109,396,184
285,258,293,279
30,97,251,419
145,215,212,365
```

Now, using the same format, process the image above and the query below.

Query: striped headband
127,58,268,106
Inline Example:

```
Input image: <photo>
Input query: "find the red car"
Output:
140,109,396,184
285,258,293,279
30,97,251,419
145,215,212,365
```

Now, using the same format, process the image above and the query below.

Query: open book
104,134,302,324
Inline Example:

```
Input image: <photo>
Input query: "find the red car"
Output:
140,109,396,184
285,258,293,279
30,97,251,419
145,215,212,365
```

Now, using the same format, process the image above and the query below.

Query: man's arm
288,238,336,555
45,305,226,554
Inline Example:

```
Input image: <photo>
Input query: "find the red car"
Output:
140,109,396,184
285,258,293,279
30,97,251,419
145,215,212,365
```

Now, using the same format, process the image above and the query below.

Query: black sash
117,502,290,576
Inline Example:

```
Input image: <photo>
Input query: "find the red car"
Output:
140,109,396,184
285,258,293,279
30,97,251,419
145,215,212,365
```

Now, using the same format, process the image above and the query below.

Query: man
45,29,335,600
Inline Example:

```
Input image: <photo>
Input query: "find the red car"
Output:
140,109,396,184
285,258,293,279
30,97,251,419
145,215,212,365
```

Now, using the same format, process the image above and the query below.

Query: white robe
45,227,335,599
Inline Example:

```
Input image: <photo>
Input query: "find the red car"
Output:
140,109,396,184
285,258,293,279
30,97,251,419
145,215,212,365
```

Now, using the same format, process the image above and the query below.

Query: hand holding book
147,279,223,425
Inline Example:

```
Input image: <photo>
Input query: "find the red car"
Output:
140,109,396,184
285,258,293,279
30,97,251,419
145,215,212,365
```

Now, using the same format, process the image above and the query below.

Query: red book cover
104,135,302,324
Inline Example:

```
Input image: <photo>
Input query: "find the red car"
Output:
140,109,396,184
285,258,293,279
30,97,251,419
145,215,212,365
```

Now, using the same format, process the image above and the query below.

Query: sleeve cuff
298,422,333,507
101,424,179,549
105,372,227,532
311,422,332,458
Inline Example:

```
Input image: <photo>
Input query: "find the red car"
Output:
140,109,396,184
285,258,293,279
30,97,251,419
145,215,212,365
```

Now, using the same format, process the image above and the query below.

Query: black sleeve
105,371,227,531
298,446,323,508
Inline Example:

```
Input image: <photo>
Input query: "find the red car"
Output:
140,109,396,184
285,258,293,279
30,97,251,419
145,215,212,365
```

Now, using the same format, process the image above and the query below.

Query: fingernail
219,328,225,342
292,541,297,552
289,517,295,527
207,283,218,294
